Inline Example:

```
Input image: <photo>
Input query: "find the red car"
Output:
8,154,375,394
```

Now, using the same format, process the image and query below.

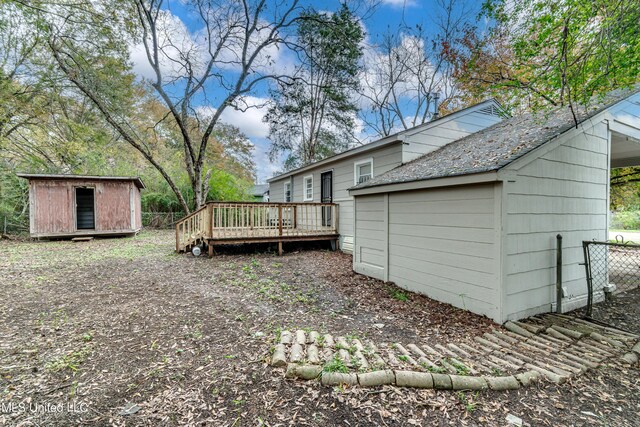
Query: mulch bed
0,231,638,426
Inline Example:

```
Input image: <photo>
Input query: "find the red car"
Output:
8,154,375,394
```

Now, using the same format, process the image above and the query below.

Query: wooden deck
175,202,339,255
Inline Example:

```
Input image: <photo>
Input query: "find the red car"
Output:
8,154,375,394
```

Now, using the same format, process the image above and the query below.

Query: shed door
321,171,333,226
76,187,95,230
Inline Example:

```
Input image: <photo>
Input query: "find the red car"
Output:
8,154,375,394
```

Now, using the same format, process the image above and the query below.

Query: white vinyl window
284,181,292,202
303,175,313,201
354,158,373,185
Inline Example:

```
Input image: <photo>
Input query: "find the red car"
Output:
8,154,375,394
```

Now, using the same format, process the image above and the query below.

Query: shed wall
29,179,142,237
96,181,136,231
353,194,387,280
31,180,74,235
354,183,503,321
502,121,610,319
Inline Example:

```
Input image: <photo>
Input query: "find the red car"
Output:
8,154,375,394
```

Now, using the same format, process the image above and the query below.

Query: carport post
556,234,563,313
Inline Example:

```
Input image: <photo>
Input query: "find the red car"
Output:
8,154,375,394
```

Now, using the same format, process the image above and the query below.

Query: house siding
402,109,503,163
354,183,503,321
269,143,404,253
501,121,610,320
267,101,504,253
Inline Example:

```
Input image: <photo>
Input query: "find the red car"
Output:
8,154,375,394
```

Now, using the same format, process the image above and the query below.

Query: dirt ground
588,288,640,335
1,231,638,426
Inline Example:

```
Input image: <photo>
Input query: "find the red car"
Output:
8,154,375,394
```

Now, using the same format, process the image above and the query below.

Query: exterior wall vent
478,104,501,117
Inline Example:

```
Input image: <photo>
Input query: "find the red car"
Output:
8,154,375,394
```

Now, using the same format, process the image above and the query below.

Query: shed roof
17,173,146,189
352,86,640,191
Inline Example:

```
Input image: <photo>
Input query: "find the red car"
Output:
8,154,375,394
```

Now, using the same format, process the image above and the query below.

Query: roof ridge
352,85,640,191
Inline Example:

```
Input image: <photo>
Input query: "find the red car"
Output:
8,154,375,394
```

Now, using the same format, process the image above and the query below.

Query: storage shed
17,174,145,238
349,87,640,323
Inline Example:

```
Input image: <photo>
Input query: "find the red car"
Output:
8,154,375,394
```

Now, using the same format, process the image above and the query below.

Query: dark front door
76,187,95,230
321,171,333,226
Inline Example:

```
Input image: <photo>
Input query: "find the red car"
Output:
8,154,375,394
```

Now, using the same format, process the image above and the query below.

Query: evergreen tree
267,5,364,170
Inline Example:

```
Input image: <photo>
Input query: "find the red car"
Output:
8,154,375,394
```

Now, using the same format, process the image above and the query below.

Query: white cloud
129,7,295,84
380,0,417,8
252,138,282,183
195,97,278,181
195,96,271,139
130,43,155,79
220,96,271,139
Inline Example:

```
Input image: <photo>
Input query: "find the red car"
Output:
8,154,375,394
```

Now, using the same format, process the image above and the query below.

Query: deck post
278,205,283,255
175,223,180,252
208,241,214,257
293,206,297,230
210,205,214,237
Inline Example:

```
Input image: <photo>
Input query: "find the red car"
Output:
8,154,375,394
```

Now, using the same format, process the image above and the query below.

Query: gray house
350,88,640,323
268,99,504,252
251,184,269,202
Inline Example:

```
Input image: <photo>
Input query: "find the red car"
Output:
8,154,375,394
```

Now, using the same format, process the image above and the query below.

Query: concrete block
504,321,535,338
395,371,434,389
357,370,395,387
515,370,540,386
290,344,303,363
272,344,287,367
621,352,638,364
296,330,306,345
307,345,320,364
286,364,322,380
450,375,488,391
280,330,293,344
321,372,358,386
431,373,453,390
484,376,520,391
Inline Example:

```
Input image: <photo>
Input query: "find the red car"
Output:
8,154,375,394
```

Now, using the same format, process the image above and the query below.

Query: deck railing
175,202,338,252
175,204,210,252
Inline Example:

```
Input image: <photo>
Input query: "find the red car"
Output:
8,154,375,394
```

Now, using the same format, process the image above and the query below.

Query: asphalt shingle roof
252,184,269,196
353,87,640,191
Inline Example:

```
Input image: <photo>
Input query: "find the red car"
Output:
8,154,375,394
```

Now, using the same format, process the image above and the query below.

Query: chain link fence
142,212,185,229
1,212,184,235
1,214,29,235
581,240,640,331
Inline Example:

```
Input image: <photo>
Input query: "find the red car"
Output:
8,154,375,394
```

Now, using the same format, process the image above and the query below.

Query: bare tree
359,0,472,137
44,0,303,212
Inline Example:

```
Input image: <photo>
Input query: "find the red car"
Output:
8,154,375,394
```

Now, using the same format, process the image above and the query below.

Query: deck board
176,202,339,254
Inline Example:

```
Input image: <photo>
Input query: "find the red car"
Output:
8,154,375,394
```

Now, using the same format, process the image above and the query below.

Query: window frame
354,158,374,185
303,174,313,201
283,180,292,202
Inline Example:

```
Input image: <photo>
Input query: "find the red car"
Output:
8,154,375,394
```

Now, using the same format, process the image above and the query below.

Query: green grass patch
46,346,91,372
323,355,349,373
387,287,409,302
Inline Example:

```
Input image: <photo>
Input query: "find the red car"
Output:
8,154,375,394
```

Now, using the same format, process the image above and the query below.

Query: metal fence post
581,241,593,317
556,234,563,313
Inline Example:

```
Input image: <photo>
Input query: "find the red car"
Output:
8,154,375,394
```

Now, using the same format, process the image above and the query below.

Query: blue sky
130,0,484,183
